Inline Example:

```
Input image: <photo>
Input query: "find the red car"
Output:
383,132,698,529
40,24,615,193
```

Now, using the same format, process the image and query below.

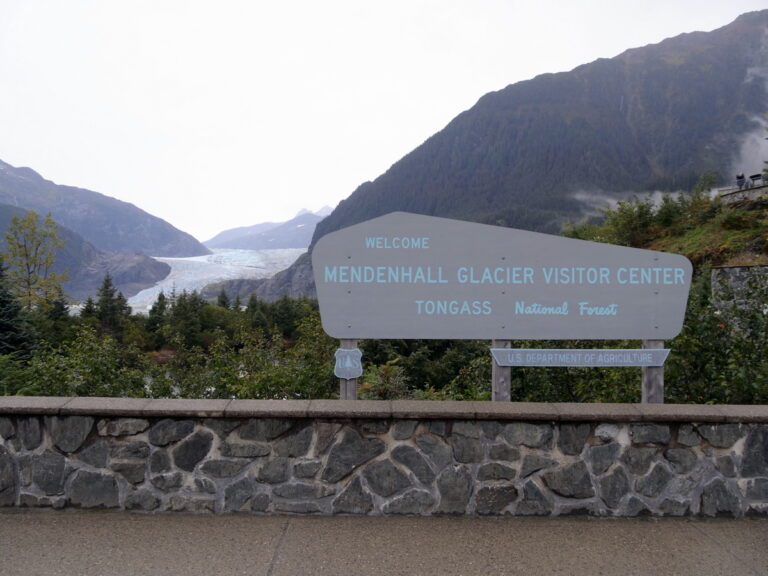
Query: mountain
204,209,329,250
0,203,169,300
313,10,768,245
0,159,209,257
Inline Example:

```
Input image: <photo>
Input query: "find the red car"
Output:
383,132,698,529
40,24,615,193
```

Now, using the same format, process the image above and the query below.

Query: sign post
491,340,512,401
313,212,693,403
641,340,665,403
334,340,362,400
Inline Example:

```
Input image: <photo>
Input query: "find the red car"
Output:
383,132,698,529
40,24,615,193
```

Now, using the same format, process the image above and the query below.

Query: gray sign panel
313,212,692,340
491,348,670,367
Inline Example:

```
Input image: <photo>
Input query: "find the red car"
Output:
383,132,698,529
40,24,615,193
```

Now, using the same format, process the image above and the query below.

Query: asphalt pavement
1,510,766,576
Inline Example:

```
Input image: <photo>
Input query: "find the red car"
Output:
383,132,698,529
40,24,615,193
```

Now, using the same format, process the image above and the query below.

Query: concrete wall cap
0,397,766,422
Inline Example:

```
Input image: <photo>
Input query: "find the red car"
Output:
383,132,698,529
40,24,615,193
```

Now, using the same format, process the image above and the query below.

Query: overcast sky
1,1,765,242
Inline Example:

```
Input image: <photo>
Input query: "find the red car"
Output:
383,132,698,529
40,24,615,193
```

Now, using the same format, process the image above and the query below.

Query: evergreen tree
95,273,131,339
0,260,33,357
217,289,231,309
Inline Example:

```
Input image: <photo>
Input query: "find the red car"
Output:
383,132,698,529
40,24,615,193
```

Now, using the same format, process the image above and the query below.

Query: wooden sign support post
641,340,664,403
338,339,359,400
491,340,512,401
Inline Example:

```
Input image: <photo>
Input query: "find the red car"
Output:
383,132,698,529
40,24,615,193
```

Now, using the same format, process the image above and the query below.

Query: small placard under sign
491,348,670,367
334,348,363,379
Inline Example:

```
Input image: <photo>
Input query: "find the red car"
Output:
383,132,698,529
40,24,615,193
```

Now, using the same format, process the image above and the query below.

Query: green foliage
665,270,768,404
24,326,148,397
2,211,67,310
358,359,408,400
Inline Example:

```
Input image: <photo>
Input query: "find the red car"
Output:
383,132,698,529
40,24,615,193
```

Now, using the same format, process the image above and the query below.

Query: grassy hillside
565,185,768,269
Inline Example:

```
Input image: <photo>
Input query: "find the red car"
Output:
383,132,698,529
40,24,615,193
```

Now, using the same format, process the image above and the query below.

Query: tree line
1,197,767,404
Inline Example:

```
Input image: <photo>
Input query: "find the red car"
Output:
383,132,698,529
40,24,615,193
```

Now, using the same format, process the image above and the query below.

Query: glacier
127,248,305,314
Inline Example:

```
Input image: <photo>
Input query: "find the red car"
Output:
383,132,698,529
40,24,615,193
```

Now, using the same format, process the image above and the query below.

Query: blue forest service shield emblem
334,348,363,379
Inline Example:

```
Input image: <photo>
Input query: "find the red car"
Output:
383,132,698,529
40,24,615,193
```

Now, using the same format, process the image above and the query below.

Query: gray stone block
149,450,171,474
429,421,446,436
700,479,742,517
77,440,108,468
741,426,768,477
621,447,656,475
224,477,254,512
543,462,595,499
676,424,700,447
600,467,629,509
151,472,184,492
664,448,698,474
111,441,150,460
273,482,334,499
746,478,768,499
451,421,480,439
448,434,483,463
477,463,516,482
201,459,248,478
480,421,503,440
659,498,690,516
360,420,390,435
0,453,17,506
202,418,241,438
383,489,435,514
17,417,42,450
0,416,15,440
363,460,409,497
436,466,472,514
392,445,435,485
274,501,321,514
68,470,119,508
697,424,745,448
195,477,216,494
392,420,418,441
173,430,213,472
315,422,342,455
257,458,290,484
503,422,553,448
274,424,313,458
630,424,670,445
595,424,620,442
239,418,293,441
32,450,67,495
220,442,270,458
488,443,520,462
294,460,322,479
558,423,591,455
414,434,452,471
47,416,94,453
716,456,736,478
332,477,373,514
110,462,146,484
17,454,32,486
589,443,620,476
251,492,270,512
516,481,553,516
624,496,652,516
321,428,385,484
168,495,215,514
520,455,556,478
97,418,149,437
635,463,673,498
148,419,194,446
475,485,518,515
125,490,160,511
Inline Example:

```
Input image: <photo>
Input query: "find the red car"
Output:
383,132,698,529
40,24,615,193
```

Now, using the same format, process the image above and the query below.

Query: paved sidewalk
1,510,766,576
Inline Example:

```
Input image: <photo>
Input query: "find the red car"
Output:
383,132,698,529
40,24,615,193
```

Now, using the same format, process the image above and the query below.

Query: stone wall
1,398,766,517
